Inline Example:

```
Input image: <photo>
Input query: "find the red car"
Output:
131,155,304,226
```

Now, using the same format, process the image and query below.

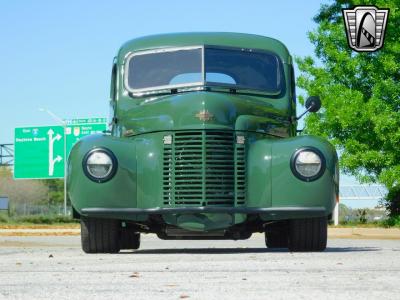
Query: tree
0,167,47,205
0,167,64,207
41,179,64,205
296,0,400,216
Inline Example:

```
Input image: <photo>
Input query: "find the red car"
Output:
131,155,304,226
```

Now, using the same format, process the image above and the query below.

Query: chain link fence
9,203,71,216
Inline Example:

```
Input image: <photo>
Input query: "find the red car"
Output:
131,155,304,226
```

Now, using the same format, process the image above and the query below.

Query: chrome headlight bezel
290,147,326,182
82,148,118,183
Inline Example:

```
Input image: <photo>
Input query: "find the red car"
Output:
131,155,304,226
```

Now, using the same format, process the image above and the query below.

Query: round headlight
291,148,325,182
83,148,117,183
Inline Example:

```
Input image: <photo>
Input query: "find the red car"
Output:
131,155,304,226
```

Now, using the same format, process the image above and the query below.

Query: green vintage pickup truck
68,32,338,253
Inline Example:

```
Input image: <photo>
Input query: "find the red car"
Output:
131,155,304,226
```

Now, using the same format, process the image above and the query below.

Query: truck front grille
163,131,246,207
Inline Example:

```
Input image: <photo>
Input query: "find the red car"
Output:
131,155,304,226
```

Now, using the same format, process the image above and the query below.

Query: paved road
0,235,399,300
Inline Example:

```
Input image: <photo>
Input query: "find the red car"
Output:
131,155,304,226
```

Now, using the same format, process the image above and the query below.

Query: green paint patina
68,33,338,236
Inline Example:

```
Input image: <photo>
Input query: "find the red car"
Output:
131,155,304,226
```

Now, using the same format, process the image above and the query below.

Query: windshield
125,46,284,95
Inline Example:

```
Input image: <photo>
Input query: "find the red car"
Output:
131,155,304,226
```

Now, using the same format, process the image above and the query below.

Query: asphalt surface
0,234,399,300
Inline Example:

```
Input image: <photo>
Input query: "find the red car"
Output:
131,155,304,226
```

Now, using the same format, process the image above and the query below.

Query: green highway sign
14,126,65,179
65,120,108,158
14,118,107,179
65,117,107,125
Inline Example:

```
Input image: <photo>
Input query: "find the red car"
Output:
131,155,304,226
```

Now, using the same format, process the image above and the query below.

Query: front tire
265,222,288,248
120,230,141,250
288,217,327,252
81,217,121,253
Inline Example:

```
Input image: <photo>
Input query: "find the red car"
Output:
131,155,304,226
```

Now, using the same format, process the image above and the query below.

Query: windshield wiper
204,85,280,98
129,84,280,99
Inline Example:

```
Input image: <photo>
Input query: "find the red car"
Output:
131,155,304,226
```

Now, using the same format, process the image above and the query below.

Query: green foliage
41,179,64,205
338,203,350,217
338,203,387,223
384,185,400,217
14,215,76,224
0,213,9,223
357,209,367,224
0,166,48,205
0,166,12,178
0,166,65,209
297,0,400,214
0,214,77,224
382,215,400,227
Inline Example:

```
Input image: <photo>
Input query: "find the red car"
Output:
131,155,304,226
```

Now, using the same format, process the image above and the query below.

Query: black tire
288,217,327,252
120,230,140,250
265,222,288,248
81,217,121,253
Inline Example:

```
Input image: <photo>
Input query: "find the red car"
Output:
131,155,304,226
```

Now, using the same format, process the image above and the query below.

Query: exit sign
14,118,107,179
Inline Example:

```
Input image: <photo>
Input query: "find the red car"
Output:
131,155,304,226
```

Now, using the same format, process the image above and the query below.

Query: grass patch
331,222,384,228
0,214,78,225
0,214,9,223
331,217,400,228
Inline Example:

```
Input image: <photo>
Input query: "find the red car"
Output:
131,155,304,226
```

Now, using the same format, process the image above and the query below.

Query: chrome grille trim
163,131,246,207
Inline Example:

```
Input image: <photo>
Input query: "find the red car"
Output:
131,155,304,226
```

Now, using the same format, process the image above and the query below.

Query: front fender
67,134,137,215
269,135,338,216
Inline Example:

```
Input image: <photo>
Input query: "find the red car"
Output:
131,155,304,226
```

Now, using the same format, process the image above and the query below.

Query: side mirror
295,96,321,121
305,96,321,113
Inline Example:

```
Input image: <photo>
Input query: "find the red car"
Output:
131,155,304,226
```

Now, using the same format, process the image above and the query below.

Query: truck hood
118,91,290,137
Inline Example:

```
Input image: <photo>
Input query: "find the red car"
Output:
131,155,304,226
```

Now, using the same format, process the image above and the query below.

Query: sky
0,0,323,141
1,0,377,206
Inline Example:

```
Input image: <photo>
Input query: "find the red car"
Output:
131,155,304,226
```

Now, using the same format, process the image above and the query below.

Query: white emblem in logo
342,6,389,52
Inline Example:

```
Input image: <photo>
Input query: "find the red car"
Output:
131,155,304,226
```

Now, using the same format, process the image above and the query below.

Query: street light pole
62,121,67,216
39,108,68,215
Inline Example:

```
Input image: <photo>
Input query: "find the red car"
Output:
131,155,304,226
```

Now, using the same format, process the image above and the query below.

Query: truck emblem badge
342,6,389,52
195,110,214,121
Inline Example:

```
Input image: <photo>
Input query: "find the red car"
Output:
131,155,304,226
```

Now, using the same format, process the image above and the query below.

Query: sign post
0,197,10,217
63,122,67,215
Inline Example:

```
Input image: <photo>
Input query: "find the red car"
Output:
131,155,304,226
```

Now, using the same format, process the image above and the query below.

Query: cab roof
118,32,291,64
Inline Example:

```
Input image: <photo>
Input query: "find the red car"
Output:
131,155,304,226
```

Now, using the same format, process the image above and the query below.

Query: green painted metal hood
114,32,294,136
117,91,291,136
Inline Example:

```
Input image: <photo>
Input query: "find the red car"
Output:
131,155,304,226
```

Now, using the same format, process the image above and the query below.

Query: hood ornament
195,110,214,122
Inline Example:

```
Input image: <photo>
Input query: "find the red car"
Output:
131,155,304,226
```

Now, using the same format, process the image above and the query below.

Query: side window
290,65,296,104
110,62,117,101
109,62,117,133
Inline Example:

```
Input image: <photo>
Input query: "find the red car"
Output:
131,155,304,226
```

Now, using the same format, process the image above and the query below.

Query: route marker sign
14,118,107,179
65,118,107,157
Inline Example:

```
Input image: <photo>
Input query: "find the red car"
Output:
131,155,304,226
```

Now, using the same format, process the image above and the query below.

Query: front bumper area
81,206,327,221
